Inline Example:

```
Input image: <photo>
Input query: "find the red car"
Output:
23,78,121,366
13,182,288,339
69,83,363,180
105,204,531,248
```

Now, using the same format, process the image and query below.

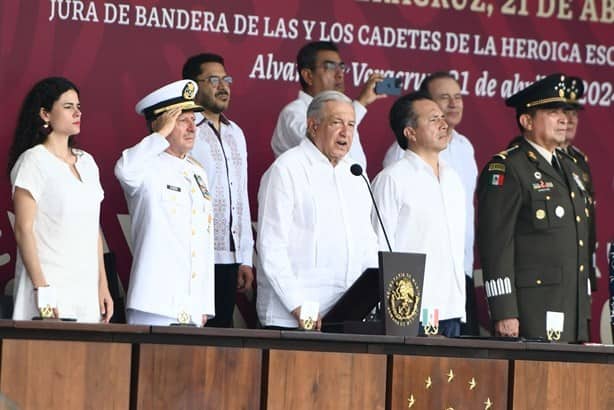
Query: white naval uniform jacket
256,139,379,328
115,133,215,322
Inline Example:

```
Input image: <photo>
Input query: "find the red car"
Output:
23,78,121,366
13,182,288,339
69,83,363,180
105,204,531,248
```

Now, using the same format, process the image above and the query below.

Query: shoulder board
494,144,519,160
187,155,204,169
556,148,578,164
571,145,589,162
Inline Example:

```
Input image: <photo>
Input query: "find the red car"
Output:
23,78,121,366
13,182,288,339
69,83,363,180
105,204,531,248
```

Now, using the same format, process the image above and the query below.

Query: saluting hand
152,107,182,137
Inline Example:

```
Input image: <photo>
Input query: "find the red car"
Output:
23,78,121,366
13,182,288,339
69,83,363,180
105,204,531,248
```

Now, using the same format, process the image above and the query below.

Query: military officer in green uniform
559,77,598,292
477,74,591,342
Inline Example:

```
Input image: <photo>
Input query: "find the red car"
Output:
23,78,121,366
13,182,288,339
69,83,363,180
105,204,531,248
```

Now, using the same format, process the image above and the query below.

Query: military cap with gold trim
505,73,574,113
564,75,584,110
135,80,204,120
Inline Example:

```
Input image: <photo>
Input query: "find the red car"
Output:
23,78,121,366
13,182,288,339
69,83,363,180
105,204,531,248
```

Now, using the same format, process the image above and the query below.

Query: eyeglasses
197,76,233,87
317,60,350,74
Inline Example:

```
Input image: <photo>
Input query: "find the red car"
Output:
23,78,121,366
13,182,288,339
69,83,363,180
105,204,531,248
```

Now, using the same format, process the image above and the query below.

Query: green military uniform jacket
477,138,591,342
565,145,597,291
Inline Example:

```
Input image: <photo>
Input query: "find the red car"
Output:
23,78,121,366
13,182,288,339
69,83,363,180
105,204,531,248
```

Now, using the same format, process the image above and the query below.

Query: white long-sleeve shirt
382,129,477,276
192,114,254,266
270,90,368,170
372,150,466,321
257,139,378,327
115,133,215,323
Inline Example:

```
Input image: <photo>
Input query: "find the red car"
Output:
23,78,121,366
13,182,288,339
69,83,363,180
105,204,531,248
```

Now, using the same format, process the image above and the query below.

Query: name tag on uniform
166,185,181,192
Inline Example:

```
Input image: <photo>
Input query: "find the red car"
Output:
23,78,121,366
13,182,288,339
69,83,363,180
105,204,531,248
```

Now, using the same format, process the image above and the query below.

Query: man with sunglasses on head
182,53,254,328
271,41,384,170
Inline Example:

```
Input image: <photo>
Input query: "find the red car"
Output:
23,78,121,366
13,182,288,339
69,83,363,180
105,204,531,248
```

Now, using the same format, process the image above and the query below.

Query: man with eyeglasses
182,53,254,328
382,71,479,335
271,41,384,170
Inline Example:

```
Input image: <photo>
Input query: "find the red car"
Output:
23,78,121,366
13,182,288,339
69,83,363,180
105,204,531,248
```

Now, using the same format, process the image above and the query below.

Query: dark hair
182,53,225,81
389,91,432,150
8,77,79,175
515,107,538,133
296,41,339,90
419,71,457,96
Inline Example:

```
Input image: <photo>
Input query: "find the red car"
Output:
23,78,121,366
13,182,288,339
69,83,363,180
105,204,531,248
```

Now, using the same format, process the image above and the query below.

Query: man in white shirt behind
182,53,254,328
271,41,385,171
372,92,466,337
257,90,379,329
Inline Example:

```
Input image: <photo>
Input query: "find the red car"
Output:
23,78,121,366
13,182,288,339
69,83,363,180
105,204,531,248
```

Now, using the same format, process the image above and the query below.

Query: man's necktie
552,154,564,177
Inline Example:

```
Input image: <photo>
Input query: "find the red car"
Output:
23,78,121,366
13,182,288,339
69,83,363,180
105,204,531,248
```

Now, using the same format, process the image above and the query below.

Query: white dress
10,145,104,322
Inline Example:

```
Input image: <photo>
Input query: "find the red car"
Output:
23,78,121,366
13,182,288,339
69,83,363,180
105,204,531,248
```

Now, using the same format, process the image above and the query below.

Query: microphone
350,164,392,252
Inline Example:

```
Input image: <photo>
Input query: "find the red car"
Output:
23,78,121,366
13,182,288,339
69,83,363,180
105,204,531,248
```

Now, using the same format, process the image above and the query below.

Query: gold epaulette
494,144,519,160
571,145,589,162
556,147,578,164
187,155,204,169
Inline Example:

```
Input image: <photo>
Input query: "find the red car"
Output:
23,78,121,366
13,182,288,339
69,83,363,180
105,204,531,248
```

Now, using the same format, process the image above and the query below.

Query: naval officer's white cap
135,80,204,120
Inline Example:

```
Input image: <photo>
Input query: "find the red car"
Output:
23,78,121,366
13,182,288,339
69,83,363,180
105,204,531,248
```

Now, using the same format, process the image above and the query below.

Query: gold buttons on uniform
192,209,197,215
546,195,551,200
536,279,542,285
579,240,584,247
536,209,546,220
570,192,575,198
579,265,584,272
576,216,581,223
585,208,589,217
192,229,196,236
192,272,196,279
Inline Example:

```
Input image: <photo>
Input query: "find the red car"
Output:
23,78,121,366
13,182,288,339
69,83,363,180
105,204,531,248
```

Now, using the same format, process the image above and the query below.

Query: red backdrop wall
1,0,612,339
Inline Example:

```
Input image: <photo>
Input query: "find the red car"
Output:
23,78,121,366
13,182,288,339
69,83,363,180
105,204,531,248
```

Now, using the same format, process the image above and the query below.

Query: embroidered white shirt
192,114,254,266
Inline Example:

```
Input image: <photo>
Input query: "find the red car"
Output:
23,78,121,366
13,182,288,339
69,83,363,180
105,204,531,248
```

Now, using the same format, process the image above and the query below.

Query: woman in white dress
7,77,113,322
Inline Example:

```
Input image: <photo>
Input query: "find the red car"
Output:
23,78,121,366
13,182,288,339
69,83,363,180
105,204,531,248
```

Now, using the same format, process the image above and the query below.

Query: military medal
535,209,546,220
534,171,542,179
571,172,586,192
193,174,211,200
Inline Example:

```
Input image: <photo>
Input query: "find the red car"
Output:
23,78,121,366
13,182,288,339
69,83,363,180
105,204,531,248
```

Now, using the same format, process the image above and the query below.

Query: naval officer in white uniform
115,80,215,326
